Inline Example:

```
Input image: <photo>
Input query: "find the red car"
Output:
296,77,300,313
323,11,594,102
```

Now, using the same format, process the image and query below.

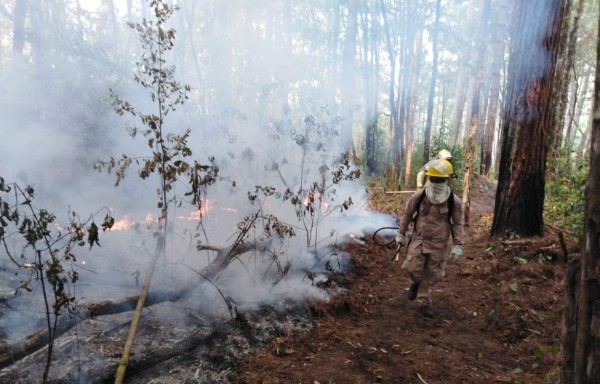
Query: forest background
0,0,599,383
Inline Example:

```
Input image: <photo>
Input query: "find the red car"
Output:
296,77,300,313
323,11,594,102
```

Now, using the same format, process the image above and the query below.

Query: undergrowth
544,155,587,237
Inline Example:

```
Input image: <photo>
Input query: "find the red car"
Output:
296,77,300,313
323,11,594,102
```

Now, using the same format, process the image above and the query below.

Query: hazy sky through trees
0,0,398,336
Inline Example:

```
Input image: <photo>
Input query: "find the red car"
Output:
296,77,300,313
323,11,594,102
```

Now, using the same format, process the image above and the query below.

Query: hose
372,226,399,247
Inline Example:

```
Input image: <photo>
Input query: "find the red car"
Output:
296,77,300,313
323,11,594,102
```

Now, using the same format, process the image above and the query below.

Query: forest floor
0,175,575,384
234,175,573,384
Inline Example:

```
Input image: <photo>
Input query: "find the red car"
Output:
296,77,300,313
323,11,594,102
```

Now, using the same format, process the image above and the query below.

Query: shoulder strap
448,193,455,224
412,189,427,226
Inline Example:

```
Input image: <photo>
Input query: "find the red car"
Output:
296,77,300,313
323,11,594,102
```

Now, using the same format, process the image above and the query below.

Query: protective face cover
425,179,451,205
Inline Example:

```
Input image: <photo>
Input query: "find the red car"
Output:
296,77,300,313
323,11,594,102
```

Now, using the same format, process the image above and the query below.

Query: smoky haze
0,0,396,339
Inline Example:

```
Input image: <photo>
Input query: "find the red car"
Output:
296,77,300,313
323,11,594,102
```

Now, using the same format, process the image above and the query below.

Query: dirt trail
236,176,569,384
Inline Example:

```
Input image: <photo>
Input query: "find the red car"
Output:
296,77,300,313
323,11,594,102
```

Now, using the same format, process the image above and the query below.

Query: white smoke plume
0,0,396,334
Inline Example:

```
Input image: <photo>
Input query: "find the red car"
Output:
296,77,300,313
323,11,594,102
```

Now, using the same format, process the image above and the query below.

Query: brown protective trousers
398,190,464,302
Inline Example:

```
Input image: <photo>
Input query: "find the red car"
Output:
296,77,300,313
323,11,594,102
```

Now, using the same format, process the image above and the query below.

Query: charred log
197,240,271,280
0,240,270,370
0,289,181,370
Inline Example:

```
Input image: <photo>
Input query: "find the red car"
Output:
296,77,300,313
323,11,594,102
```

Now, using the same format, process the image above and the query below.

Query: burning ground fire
110,198,237,230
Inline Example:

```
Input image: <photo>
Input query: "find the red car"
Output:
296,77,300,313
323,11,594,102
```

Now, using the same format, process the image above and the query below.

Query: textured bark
570,7,600,381
481,0,510,177
378,0,398,187
404,27,423,188
339,0,359,152
549,0,573,163
573,71,591,144
396,0,415,185
462,0,489,226
0,289,181,370
450,55,468,148
561,254,580,383
423,0,441,164
491,0,565,237
363,4,378,175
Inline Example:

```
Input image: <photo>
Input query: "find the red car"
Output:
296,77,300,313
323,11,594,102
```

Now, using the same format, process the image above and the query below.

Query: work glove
450,245,463,263
395,232,406,248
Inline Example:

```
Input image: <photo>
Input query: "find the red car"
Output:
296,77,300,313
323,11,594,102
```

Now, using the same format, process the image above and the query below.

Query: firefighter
395,158,464,317
416,149,453,188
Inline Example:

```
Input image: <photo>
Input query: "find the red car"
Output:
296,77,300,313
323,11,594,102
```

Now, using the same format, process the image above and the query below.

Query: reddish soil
235,176,572,384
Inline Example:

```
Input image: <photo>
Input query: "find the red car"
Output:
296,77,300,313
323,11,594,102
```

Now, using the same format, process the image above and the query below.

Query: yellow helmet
437,149,452,160
425,158,454,178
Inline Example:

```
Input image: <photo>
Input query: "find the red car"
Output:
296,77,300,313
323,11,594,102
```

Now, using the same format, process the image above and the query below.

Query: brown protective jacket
398,190,464,254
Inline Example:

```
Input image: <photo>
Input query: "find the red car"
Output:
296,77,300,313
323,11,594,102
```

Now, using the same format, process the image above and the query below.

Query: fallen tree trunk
0,289,180,370
0,324,215,383
0,240,270,370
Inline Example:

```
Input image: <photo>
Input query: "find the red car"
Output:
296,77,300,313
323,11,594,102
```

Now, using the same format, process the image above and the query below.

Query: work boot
417,298,434,318
407,282,420,301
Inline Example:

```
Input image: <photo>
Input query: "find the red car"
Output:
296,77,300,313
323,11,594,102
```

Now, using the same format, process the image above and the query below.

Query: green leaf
509,283,518,293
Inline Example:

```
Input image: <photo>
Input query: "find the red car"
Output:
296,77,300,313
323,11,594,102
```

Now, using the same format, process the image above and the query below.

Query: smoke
0,0,396,340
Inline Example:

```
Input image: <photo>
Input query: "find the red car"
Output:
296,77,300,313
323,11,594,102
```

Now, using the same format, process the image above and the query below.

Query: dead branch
198,240,271,280
0,289,180,370
385,190,418,194
0,326,214,383
0,240,271,370
500,238,534,246
545,223,578,238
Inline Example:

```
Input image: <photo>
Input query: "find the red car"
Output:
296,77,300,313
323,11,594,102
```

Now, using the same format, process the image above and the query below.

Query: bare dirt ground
235,175,572,384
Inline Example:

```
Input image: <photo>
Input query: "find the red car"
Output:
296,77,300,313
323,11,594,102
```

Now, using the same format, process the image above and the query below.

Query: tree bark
339,0,359,153
362,3,378,175
570,7,600,381
561,253,580,384
404,26,423,188
450,56,468,148
378,0,398,187
423,0,441,164
462,0,489,226
481,0,510,177
491,0,565,237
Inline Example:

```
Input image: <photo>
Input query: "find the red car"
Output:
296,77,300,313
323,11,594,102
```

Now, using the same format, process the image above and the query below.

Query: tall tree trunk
561,248,580,384
423,0,441,164
363,3,378,175
491,0,565,237
573,70,591,143
340,0,359,153
481,0,510,177
561,0,586,171
578,115,592,156
463,0,489,226
569,7,600,380
379,0,401,188
550,0,582,167
565,77,579,164
450,67,467,147
404,27,423,188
